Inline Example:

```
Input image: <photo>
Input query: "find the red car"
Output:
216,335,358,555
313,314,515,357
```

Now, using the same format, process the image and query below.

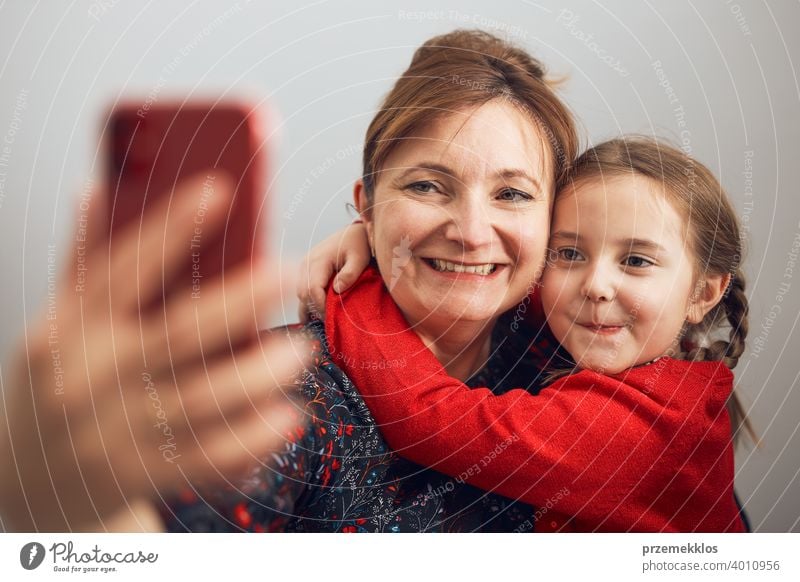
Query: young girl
304,137,751,532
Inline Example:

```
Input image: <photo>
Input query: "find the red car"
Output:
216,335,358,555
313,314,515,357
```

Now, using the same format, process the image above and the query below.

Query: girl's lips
579,323,626,335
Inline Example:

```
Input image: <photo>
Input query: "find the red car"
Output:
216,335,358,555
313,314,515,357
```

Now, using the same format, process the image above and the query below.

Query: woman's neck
412,317,497,381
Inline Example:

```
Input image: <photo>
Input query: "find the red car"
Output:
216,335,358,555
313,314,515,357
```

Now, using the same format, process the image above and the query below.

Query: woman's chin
398,297,505,329
428,292,511,323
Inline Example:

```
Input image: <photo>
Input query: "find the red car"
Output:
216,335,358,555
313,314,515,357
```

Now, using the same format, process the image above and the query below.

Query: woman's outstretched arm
0,175,309,532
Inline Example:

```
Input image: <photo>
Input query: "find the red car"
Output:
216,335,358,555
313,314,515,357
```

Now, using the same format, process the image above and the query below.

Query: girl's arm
325,269,737,530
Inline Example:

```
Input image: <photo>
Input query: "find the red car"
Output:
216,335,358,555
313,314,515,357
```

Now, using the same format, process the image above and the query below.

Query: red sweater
325,267,745,532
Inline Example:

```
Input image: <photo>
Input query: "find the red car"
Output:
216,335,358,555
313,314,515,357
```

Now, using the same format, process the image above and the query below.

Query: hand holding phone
0,101,309,532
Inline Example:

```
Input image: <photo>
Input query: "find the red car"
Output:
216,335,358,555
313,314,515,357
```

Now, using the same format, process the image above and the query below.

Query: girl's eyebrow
620,238,666,253
549,230,582,241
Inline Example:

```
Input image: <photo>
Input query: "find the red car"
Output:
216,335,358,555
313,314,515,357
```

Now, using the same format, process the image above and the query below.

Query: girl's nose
580,262,617,302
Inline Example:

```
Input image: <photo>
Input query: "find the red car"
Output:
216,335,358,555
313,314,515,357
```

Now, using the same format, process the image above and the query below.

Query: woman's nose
580,262,618,302
443,197,494,250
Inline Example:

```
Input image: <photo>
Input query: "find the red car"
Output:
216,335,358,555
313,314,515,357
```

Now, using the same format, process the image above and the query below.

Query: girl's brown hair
565,136,755,446
362,29,578,202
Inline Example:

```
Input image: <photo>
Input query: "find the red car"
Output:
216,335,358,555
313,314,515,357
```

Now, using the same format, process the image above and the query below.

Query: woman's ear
353,180,375,251
687,272,731,324
353,179,369,216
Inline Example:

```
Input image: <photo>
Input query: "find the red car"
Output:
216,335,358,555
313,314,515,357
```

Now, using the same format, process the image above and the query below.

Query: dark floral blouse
162,316,548,533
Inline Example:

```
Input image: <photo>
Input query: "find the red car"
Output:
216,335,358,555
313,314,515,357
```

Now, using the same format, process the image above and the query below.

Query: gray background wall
0,0,798,531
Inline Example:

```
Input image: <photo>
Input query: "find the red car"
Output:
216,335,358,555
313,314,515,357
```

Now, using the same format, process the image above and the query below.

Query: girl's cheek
539,269,562,313
540,263,564,290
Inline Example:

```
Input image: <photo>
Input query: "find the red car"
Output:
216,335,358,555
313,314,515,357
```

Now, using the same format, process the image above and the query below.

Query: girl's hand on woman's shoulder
297,221,371,322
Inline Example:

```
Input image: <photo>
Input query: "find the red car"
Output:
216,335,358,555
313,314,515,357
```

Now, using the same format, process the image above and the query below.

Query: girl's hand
297,222,370,322
0,174,310,532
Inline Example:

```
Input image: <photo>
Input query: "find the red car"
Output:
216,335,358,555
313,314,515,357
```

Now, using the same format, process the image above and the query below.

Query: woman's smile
423,257,501,277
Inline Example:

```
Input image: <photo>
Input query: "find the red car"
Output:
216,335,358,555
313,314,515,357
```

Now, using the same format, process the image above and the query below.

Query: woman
163,29,577,532
0,29,576,532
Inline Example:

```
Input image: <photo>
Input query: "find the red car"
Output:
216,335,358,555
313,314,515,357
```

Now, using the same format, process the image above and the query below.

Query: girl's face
541,174,701,374
358,100,552,333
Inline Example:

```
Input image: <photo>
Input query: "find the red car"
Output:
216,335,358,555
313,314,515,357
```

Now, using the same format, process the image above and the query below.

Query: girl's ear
687,272,731,324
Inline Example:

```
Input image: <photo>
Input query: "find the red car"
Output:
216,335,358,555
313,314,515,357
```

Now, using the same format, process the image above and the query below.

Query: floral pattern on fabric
163,316,543,532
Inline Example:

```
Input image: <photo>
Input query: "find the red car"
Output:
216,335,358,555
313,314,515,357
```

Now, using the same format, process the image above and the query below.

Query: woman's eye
497,188,533,202
558,248,583,261
407,181,439,194
624,255,654,268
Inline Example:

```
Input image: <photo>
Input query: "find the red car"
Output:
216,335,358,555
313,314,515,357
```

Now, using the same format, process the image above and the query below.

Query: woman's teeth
429,259,496,275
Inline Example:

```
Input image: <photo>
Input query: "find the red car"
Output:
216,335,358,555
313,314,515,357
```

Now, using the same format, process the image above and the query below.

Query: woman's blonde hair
563,136,755,445
362,29,578,202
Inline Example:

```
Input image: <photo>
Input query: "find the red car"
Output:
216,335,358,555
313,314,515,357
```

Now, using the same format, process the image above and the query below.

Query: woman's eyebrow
395,163,541,191
495,168,542,192
395,163,455,180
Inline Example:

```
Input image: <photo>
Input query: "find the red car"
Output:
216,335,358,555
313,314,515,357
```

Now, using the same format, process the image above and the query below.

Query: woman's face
359,100,552,331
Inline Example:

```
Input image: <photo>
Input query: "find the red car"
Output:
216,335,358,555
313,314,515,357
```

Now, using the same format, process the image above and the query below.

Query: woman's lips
422,257,504,279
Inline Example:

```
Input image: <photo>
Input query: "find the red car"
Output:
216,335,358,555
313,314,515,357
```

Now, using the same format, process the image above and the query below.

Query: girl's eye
558,248,584,262
623,255,654,268
497,188,533,202
407,181,440,194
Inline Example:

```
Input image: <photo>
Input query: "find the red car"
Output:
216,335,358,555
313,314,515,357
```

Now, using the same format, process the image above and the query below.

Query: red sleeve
324,270,742,531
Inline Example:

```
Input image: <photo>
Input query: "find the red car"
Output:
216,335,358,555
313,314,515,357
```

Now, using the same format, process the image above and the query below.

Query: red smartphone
105,100,268,309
